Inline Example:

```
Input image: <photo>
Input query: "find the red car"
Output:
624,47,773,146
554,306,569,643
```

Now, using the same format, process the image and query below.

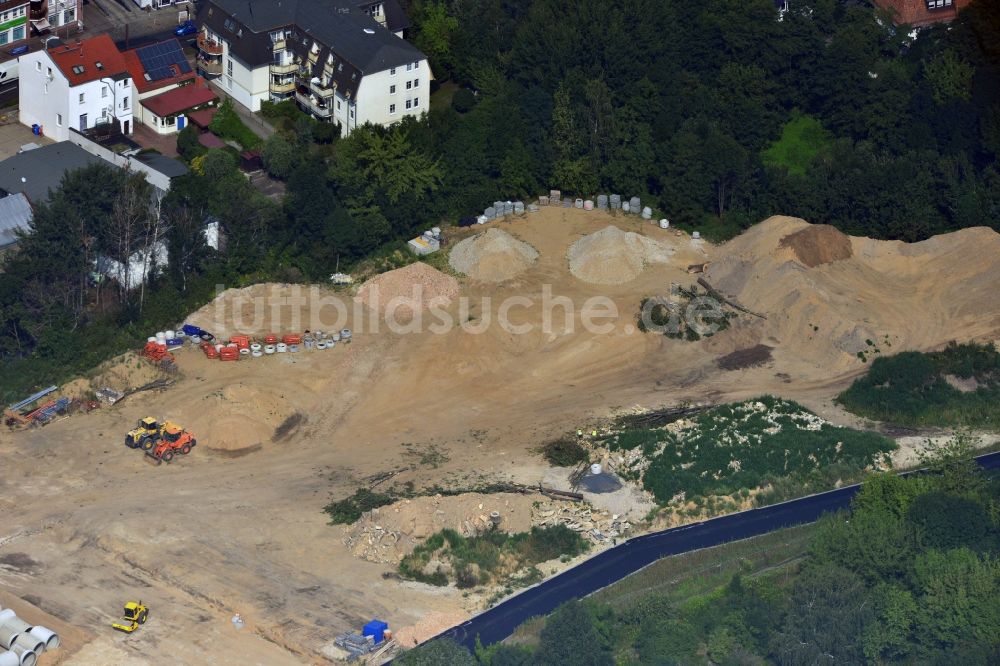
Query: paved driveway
0,119,53,160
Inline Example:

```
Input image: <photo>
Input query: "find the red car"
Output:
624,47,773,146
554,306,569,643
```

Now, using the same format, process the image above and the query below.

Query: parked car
8,44,29,57
174,20,197,37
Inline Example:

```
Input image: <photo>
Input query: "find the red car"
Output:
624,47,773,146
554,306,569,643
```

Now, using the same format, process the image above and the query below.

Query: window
412,61,418,69
413,78,419,88
0,33,7,47
389,103,395,114
79,92,84,103
167,116,175,126
350,108,354,118
337,100,341,110
64,7,75,22
405,63,411,71
389,84,395,94
56,113,62,126
413,97,419,107
102,86,108,98
35,62,40,71
72,65,84,75
390,67,395,75
227,59,233,76
123,96,129,110
46,66,51,77
405,99,411,110
11,25,22,41
405,80,411,90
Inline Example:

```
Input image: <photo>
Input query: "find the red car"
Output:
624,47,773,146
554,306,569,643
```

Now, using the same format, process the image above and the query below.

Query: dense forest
397,438,1000,665
2,0,999,396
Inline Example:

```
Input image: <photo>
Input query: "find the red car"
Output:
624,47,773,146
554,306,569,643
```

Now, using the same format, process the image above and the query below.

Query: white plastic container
276,343,288,353
239,348,250,356
289,344,300,353
316,341,327,350
250,343,262,352
590,463,602,475
692,231,701,240
147,336,157,343
264,345,276,355
251,350,263,358
659,219,669,229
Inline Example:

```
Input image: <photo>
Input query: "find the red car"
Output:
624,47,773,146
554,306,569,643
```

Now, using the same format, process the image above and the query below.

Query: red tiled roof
198,132,226,149
141,82,217,118
124,39,197,94
873,0,973,25
186,106,219,129
48,35,129,86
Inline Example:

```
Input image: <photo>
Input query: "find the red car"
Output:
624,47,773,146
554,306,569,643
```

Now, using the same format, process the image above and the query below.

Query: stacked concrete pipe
0,605,59,666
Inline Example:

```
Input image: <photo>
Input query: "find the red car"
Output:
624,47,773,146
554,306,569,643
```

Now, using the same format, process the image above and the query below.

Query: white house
195,0,429,135
18,34,133,142
123,38,216,134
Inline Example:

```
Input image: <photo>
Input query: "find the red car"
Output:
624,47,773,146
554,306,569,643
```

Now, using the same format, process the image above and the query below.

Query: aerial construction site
3,206,1000,664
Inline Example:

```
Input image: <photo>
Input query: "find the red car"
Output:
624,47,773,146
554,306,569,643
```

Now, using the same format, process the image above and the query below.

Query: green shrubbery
837,343,1000,428
323,488,395,524
209,99,263,150
602,397,895,504
399,525,588,588
538,438,589,467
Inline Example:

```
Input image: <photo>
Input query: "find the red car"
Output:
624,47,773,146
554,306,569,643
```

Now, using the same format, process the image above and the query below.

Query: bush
177,125,207,162
209,99,263,150
837,343,1000,427
323,488,395,524
539,438,589,467
261,134,299,179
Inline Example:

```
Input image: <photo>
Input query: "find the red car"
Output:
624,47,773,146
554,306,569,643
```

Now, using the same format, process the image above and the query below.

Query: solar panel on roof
136,41,190,81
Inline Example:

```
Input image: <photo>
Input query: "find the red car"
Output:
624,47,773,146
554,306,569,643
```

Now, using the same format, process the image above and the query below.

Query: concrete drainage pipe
11,634,42,656
27,627,58,651
0,650,18,666
7,644,34,666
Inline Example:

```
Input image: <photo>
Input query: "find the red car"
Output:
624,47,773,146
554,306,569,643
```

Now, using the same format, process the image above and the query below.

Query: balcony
270,62,297,75
271,38,286,51
198,57,222,76
197,34,223,56
308,78,335,98
270,79,295,94
295,91,332,118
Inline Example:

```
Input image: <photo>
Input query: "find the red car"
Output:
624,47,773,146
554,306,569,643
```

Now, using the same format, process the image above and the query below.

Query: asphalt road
437,450,1000,650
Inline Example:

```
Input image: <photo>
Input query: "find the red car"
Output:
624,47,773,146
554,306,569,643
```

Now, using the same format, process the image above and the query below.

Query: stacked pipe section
0,606,61,666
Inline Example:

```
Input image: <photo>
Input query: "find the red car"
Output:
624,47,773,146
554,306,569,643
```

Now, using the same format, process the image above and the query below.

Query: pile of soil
449,228,539,282
568,225,674,285
716,344,773,371
354,262,459,319
779,224,853,267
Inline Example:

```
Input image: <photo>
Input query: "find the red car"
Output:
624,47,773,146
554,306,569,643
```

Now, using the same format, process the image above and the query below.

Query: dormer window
72,65,84,75
95,61,104,70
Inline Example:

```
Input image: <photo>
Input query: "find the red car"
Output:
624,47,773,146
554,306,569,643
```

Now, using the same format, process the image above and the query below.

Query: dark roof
199,0,423,77
187,107,219,128
198,132,227,149
133,153,190,179
0,193,33,248
0,143,105,204
141,82,217,117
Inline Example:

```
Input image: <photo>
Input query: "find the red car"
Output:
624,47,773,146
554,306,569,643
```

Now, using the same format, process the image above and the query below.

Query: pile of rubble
532,500,632,544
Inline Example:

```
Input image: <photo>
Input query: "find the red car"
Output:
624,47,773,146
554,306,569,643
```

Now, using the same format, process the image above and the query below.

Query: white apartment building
18,35,133,142
196,0,428,135
0,1,28,47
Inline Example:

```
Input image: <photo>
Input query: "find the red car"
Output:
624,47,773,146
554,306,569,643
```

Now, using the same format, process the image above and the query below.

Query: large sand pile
449,228,539,282
354,262,459,319
705,216,1000,374
568,225,675,284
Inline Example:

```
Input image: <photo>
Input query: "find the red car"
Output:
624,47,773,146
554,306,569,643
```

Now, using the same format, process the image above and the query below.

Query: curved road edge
433,451,1000,650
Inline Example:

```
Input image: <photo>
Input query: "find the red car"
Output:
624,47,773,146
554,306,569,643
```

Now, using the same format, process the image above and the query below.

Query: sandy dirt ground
3,209,1000,664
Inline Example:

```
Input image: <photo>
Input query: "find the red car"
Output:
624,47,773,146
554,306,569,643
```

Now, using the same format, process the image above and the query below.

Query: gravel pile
354,262,459,318
449,228,539,282
568,225,675,284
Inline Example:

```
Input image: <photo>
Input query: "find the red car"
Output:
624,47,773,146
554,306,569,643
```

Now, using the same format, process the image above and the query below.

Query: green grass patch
603,397,895,504
761,112,834,176
399,525,588,588
323,488,395,524
837,342,1000,429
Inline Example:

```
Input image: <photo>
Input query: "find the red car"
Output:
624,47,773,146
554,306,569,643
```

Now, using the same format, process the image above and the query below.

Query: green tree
775,565,872,665
395,638,476,666
261,133,300,179
536,601,613,666
924,50,974,105
413,1,459,75
912,548,1000,652
907,491,993,551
